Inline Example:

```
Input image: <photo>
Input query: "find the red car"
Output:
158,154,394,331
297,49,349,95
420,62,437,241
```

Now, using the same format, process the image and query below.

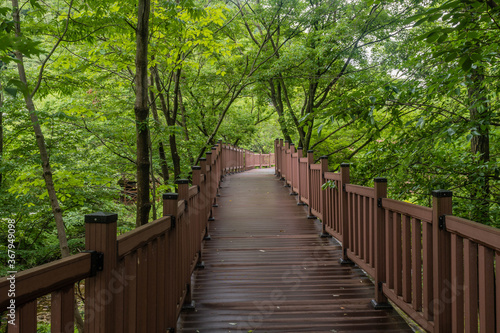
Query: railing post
231,146,235,173
372,178,390,309
235,146,238,172
191,164,202,234
306,150,315,219
162,192,179,329
289,143,296,194
283,140,290,184
84,212,118,333
205,151,215,222
243,148,246,171
432,190,452,332
274,139,277,174
223,144,228,176
319,156,330,237
192,165,201,205
211,147,219,206
211,145,218,190
217,140,223,180
279,139,284,180
339,163,352,264
296,147,303,198
238,147,242,172
176,179,189,202
175,179,194,310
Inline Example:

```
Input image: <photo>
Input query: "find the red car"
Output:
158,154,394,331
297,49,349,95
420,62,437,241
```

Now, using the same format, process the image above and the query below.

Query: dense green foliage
0,0,498,279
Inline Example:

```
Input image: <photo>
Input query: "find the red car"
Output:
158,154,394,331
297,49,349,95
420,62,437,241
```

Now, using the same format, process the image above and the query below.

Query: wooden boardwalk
177,168,413,332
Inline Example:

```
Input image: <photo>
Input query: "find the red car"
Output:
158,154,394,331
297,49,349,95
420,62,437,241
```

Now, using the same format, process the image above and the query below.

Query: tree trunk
148,133,157,220
152,66,181,179
179,89,195,166
468,67,490,224
268,79,292,143
12,0,70,261
134,0,151,227
0,84,3,187
148,76,169,183
169,132,181,179
11,1,85,331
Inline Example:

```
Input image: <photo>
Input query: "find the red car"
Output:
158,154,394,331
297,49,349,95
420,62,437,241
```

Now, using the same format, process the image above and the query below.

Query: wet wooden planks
177,168,412,333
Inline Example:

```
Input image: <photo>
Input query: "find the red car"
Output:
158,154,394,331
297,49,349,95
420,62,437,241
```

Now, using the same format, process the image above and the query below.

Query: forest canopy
0,0,498,276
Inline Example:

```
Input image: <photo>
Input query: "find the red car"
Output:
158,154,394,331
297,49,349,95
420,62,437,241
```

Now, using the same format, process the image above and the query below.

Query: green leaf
413,17,428,27
461,56,472,71
437,33,448,43
416,117,425,129
4,87,17,97
317,123,324,136
426,32,441,43
445,52,457,62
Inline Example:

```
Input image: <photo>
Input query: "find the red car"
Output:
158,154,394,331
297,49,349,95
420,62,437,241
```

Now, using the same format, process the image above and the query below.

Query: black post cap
374,177,387,183
284,140,290,143
297,147,303,150
85,212,118,224
290,143,295,146
432,190,453,198
320,155,328,159
200,158,207,161
206,152,212,155
212,147,217,150
340,163,350,167
175,179,189,184
192,166,201,170
218,139,222,142
307,150,314,153
163,193,178,200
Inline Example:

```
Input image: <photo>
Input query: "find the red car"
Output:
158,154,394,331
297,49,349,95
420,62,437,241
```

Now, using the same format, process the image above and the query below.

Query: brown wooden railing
244,150,275,170
274,138,500,333
0,143,271,332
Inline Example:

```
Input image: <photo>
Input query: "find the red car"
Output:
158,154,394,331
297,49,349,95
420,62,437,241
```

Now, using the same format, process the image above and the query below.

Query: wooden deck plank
177,168,412,332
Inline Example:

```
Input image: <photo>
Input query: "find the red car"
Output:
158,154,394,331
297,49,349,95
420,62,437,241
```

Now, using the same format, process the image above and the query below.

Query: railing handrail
0,143,273,331
0,252,94,309
274,138,499,333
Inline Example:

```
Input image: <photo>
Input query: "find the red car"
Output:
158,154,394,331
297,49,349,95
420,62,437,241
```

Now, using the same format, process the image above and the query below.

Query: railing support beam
371,178,391,309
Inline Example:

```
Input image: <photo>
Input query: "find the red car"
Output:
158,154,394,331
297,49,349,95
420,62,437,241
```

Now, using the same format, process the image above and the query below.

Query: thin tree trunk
11,1,84,331
12,0,70,263
134,0,151,227
148,75,169,183
0,83,3,187
268,79,292,143
179,89,194,166
169,132,181,179
148,133,157,220
468,67,490,224
152,67,181,179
